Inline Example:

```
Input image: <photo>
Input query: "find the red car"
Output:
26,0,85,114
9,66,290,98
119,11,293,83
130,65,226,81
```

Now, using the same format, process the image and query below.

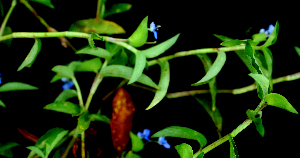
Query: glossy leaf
259,21,279,48
43,101,81,115
294,46,300,57
175,143,193,158
26,146,45,158
265,93,298,114
128,16,148,47
104,3,132,17
100,65,159,89
54,89,77,102
143,34,180,58
192,51,226,86
90,114,111,124
194,97,222,133
0,99,6,107
221,40,244,47
76,46,111,59
69,19,125,35
246,110,264,137
229,135,239,158
130,132,144,152
128,53,146,84
248,73,269,98
75,58,102,73
17,39,42,71
29,0,54,8
0,82,38,92
77,112,91,133
152,126,207,148
146,60,170,110
197,54,217,111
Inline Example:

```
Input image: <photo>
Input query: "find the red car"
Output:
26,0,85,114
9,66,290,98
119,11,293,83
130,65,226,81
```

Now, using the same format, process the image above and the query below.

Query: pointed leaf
0,99,6,107
0,142,19,151
29,0,54,8
125,151,141,158
90,114,110,124
128,53,146,84
143,34,180,58
104,3,132,17
54,89,77,102
294,46,300,57
259,21,279,48
128,16,148,47
196,152,204,158
26,146,45,158
245,41,263,74
192,51,226,86
152,126,207,148
246,110,264,137
108,48,128,65
130,132,144,152
252,33,267,43
229,135,239,158
261,48,273,90
213,34,233,42
146,60,170,110
76,46,111,59
77,112,91,133
75,58,102,73
265,93,298,114
0,82,38,92
100,65,159,89
248,73,269,98
175,143,193,158
221,40,245,47
18,39,42,71
43,101,81,115
235,51,257,73
45,129,68,157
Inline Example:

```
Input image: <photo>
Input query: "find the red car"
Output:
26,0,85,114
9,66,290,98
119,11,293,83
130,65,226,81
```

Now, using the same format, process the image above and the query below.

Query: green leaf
221,40,245,47
294,46,300,57
0,99,6,107
43,101,81,115
175,143,193,158
108,48,128,65
0,142,19,151
246,110,264,137
77,112,92,133
69,19,125,35
192,51,226,86
45,128,68,157
17,39,42,71
248,73,269,98
213,34,233,42
143,34,180,58
104,3,132,17
128,16,148,47
245,41,263,74
263,21,279,47
2,26,13,47
125,151,141,158
76,46,111,59
51,66,74,79
26,146,45,158
194,97,222,133
261,48,273,90
100,65,159,89
54,89,77,102
146,60,170,110
265,93,298,114
90,114,110,124
235,51,257,73
29,0,54,9
130,132,144,152
196,152,204,158
128,53,146,84
152,126,207,148
0,82,38,92
75,58,102,73
252,33,267,43
229,135,239,158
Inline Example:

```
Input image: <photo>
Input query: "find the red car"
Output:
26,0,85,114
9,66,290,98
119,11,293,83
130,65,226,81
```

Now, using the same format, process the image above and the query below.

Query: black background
0,0,300,158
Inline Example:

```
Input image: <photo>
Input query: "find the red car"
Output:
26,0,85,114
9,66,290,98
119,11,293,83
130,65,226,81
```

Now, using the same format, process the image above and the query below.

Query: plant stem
96,0,102,20
81,132,86,158
0,0,17,37
72,77,84,108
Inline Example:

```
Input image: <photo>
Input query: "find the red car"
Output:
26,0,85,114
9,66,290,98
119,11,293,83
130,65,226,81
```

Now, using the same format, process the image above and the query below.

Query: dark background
0,0,299,157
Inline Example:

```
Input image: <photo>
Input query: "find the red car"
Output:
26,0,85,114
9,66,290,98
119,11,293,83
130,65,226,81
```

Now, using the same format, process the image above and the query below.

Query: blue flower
61,77,74,90
158,137,171,149
259,24,275,36
149,22,159,40
0,73,2,84
137,129,151,141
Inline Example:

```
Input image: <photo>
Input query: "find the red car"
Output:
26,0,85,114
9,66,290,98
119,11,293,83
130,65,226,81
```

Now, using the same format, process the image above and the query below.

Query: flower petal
267,24,275,35
62,81,74,90
150,22,156,32
153,31,158,40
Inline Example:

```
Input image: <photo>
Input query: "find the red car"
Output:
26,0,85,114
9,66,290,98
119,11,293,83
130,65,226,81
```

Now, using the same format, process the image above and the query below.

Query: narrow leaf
26,146,45,158
246,110,264,137
294,46,300,57
17,39,42,71
245,41,263,74
175,143,193,158
192,51,226,86
43,101,81,115
0,99,6,107
75,58,102,73
0,82,38,92
229,135,239,158
143,34,180,58
29,0,54,8
54,89,77,102
265,93,298,114
152,126,207,148
128,53,146,84
0,142,19,151
104,3,132,17
248,73,269,98
100,65,159,89
221,40,244,47
261,48,273,90
51,65,74,79
260,21,279,48
146,60,170,110
213,34,233,42
45,129,68,157
128,16,148,47
90,114,110,124
76,46,111,59
130,132,144,152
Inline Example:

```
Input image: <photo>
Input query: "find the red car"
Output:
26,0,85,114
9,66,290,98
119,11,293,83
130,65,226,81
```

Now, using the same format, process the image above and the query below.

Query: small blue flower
137,129,151,141
259,24,275,36
149,22,159,40
0,73,2,84
158,137,171,149
61,77,74,90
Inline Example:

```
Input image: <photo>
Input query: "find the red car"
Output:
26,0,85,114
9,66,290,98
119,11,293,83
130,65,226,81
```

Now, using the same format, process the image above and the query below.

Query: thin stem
61,135,78,158
81,132,86,158
72,77,84,108
96,0,102,20
0,0,17,37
